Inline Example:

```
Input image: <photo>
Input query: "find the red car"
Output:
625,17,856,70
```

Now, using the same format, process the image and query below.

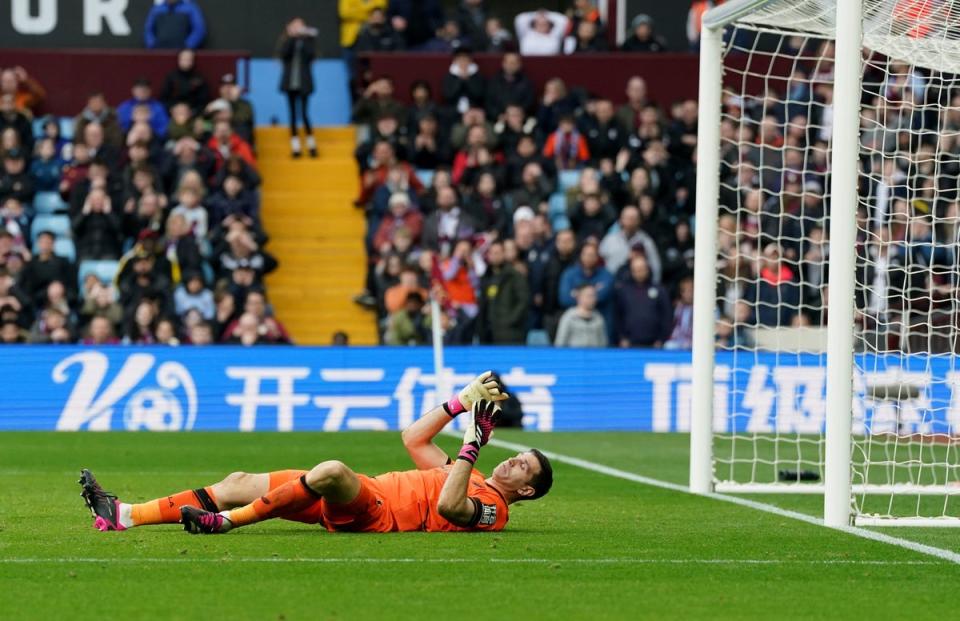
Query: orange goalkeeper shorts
267,469,393,532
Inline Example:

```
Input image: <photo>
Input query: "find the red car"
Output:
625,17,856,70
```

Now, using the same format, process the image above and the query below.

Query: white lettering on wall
11,0,57,35
83,0,130,35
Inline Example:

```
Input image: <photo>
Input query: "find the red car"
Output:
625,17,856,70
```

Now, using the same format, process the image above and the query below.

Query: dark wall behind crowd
0,0,340,57
0,1,691,57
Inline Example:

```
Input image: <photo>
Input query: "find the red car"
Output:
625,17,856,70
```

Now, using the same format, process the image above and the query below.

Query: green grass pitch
2,431,960,620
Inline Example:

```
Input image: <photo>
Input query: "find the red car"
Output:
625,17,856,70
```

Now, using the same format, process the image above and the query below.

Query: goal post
691,0,960,527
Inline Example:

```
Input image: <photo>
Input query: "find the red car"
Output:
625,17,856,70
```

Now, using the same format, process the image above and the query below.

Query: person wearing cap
211,73,255,146
144,0,207,50
160,49,211,113
621,14,669,52
0,148,34,205
117,79,170,137
277,17,319,158
374,192,423,252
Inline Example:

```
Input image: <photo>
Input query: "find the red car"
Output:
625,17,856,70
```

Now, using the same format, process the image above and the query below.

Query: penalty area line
480,435,960,566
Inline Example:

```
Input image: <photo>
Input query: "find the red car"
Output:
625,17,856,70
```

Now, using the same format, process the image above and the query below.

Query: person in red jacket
373,192,423,252
207,120,257,172
543,114,590,170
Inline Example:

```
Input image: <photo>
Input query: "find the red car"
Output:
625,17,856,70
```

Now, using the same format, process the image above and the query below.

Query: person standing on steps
277,17,318,158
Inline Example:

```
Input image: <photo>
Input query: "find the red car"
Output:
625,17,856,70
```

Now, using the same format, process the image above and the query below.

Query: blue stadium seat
32,191,67,214
78,260,119,288
548,192,567,217
31,117,45,139
551,214,571,232
416,169,434,188
30,214,71,243
53,238,75,262
526,330,551,346
59,117,74,141
558,170,581,191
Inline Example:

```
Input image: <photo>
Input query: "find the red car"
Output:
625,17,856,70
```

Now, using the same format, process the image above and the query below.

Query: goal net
694,0,960,526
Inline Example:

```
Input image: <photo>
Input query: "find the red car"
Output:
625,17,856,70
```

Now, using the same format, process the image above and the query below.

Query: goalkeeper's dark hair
528,449,553,500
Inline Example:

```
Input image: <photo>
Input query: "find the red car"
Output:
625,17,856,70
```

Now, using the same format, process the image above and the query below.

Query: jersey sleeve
465,486,509,531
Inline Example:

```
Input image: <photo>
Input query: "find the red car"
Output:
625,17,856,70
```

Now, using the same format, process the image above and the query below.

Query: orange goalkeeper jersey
372,465,510,532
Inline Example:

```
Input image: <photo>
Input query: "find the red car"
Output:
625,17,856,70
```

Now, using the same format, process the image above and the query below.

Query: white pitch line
481,435,960,565
0,558,939,566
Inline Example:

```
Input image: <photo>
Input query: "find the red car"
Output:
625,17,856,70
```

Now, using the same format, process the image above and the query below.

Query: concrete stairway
256,126,377,345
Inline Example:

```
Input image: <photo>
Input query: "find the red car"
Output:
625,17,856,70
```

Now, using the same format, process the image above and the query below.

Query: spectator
0,66,45,114
509,161,554,215
155,318,180,345
374,192,423,252
208,120,256,172
0,95,32,157
217,228,278,283
581,98,627,164
440,238,480,342
688,1,724,52
75,92,124,150
664,276,694,349
354,7,405,52
0,197,30,250
30,139,63,193
570,193,616,243
117,79,170,138
442,49,486,116
422,186,476,256
174,271,214,319
29,306,73,344
455,0,488,49
621,14,669,52
483,17,514,52
210,74,255,146
0,318,26,343
410,114,451,169
188,320,214,345
616,76,650,133
566,0,603,34
599,205,662,279
340,0,389,50
558,241,614,330
555,284,607,347
478,240,530,344
544,115,591,170
80,281,123,330
487,53,536,118
384,290,430,345
744,243,801,327
0,149,35,205
277,17,318,158
145,0,207,49
614,254,672,348
73,189,121,261
352,78,407,128
388,0,445,50
160,49,211,113
80,315,118,345
220,290,291,344
225,312,266,346
19,231,75,305
208,176,258,226
423,18,469,53
515,10,569,56
124,299,159,344
566,19,607,54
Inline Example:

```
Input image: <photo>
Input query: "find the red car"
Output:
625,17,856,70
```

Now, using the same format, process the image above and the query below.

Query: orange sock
130,487,218,526
229,476,319,527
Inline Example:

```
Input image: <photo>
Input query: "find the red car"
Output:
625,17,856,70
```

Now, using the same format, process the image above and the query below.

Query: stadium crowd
347,34,698,347
0,52,290,346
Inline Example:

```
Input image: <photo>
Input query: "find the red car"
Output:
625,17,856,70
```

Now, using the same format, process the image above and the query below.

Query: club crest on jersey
479,503,497,526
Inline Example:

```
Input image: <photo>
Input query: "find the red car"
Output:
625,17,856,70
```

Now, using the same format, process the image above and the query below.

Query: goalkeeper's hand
458,399,501,465
443,371,508,417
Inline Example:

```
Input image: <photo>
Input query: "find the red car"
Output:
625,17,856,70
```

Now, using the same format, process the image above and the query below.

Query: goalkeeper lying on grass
79,372,553,534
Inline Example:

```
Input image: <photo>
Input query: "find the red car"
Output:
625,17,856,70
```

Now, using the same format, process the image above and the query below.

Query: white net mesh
713,0,960,524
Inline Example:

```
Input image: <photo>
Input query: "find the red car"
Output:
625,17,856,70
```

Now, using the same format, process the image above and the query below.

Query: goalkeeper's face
491,452,541,498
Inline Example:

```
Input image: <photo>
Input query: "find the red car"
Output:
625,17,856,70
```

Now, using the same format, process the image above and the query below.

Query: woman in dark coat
276,17,317,158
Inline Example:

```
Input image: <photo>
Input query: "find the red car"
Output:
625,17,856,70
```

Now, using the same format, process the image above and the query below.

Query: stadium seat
558,170,581,191
526,330,551,346
30,214,71,243
416,169,434,189
53,238,76,262
551,214,571,232
31,117,45,139
78,260,119,288
59,117,74,141
32,191,68,214
548,192,567,217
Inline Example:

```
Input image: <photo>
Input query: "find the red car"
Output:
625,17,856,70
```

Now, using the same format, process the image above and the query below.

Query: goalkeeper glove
457,399,501,465
443,371,508,417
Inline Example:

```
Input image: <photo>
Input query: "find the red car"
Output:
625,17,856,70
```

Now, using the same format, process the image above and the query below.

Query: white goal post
692,0,960,527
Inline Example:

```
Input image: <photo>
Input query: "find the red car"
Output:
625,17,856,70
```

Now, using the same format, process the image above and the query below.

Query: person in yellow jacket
339,0,388,48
